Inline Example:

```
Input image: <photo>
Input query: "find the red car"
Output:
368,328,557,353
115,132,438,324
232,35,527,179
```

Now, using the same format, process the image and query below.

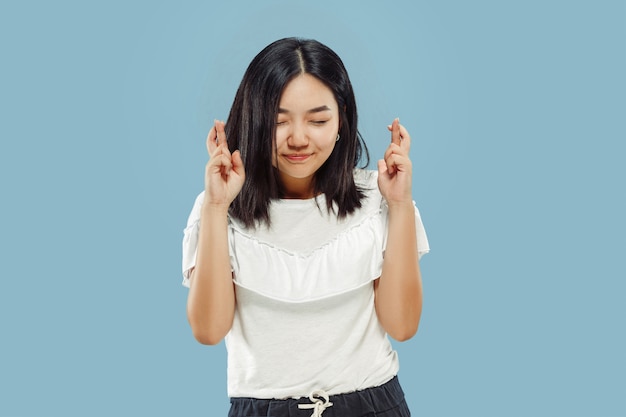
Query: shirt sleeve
356,169,430,260
413,203,430,259
380,200,430,260
181,191,205,288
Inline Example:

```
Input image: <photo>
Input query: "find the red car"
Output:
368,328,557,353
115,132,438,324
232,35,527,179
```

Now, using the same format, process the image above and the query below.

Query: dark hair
225,37,370,227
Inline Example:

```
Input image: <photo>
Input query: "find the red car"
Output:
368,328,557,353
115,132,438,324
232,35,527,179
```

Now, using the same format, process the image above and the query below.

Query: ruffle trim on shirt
229,208,386,303
181,170,430,290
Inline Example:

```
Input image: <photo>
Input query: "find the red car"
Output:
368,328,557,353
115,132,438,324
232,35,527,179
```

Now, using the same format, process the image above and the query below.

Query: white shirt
182,169,429,399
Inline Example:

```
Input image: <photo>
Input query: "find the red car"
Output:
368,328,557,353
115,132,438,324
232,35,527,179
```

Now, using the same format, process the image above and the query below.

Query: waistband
228,375,406,417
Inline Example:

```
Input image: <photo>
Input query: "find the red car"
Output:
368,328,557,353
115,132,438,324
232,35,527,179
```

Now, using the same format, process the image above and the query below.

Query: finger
384,153,412,176
397,123,412,151
384,143,406,159
209,140,231,160
206,126,217,154
231,150,246,178
377,159,388,177
382,149,397,176
383,144,401,176
208,151,232,170
390,118,401,146
215,120,227,146
221,142,232,161
209,143,223,159
211,153,234,176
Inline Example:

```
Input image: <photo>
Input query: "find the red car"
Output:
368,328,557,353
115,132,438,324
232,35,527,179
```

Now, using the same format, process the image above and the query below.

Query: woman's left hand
377,118,413,206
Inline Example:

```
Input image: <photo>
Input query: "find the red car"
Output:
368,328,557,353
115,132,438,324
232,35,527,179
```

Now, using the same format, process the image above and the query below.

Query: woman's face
273,73,340,197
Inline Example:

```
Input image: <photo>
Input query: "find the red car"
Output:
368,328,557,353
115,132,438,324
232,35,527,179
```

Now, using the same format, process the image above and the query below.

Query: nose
287,123,308,147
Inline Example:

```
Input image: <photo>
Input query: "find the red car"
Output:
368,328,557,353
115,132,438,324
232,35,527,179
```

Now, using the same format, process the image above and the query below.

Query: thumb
377,159,387,176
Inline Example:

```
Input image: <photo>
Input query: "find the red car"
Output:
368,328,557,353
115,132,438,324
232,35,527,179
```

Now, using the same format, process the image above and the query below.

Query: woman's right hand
204,120,245,209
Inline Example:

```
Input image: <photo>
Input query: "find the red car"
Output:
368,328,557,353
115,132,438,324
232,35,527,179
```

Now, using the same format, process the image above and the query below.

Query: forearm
375,202,422,341
186,205,236,345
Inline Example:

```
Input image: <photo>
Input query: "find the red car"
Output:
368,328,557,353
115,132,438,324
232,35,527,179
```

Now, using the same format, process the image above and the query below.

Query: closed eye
310,120,329,125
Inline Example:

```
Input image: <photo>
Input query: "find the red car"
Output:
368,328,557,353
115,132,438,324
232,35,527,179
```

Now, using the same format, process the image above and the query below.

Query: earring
336,133,340,142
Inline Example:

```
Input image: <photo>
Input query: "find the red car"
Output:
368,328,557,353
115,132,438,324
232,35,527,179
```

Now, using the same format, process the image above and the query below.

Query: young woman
182,37,429,417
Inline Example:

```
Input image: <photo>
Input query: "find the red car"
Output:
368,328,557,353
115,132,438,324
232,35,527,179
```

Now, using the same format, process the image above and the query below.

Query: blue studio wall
0,1,624,416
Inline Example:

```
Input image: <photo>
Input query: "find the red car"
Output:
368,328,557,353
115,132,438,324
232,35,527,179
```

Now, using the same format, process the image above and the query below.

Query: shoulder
353,168,379,190
185,191,205,227
193,190,206,206
352,169,385,213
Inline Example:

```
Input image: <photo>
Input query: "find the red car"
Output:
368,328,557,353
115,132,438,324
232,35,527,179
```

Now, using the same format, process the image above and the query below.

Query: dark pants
228,376,410,417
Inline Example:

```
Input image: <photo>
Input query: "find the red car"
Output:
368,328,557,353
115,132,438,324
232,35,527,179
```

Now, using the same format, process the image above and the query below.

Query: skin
187,73,422,344
375,120,422,341
274,74,340,198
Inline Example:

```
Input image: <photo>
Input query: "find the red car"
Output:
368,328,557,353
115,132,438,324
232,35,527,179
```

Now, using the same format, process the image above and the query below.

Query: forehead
278,74,337,110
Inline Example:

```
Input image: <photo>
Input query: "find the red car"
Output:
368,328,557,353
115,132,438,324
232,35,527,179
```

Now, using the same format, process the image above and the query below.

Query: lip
283,153,312,162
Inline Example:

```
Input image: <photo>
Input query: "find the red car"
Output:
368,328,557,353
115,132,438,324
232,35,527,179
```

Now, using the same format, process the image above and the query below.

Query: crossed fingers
384,118,411,176
206,120,233,177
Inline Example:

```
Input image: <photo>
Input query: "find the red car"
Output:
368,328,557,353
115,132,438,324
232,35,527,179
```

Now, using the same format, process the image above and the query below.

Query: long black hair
225,37,370,227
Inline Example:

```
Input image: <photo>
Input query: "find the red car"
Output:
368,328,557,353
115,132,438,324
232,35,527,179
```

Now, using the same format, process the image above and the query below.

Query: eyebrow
277,105,332,114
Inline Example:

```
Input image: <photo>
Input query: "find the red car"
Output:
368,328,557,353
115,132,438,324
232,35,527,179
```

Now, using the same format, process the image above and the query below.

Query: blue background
1,1,624,416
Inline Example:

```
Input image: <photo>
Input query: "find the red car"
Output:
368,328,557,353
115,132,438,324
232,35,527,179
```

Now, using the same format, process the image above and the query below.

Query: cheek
318,131,338,152
314,122,338,141
274,129,287,148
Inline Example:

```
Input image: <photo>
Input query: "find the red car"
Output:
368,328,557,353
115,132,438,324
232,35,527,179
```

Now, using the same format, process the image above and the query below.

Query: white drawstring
298,390,333,417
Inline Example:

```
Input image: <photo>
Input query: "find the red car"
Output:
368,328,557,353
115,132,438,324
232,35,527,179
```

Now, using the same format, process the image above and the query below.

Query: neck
279,175,317,199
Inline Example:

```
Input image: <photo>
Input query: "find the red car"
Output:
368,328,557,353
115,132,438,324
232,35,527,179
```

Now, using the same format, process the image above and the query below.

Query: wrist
201,202,230,217
386,199,414,211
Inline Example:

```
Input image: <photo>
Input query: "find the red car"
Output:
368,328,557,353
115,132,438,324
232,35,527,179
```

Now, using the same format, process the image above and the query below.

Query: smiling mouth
284,154,312,162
